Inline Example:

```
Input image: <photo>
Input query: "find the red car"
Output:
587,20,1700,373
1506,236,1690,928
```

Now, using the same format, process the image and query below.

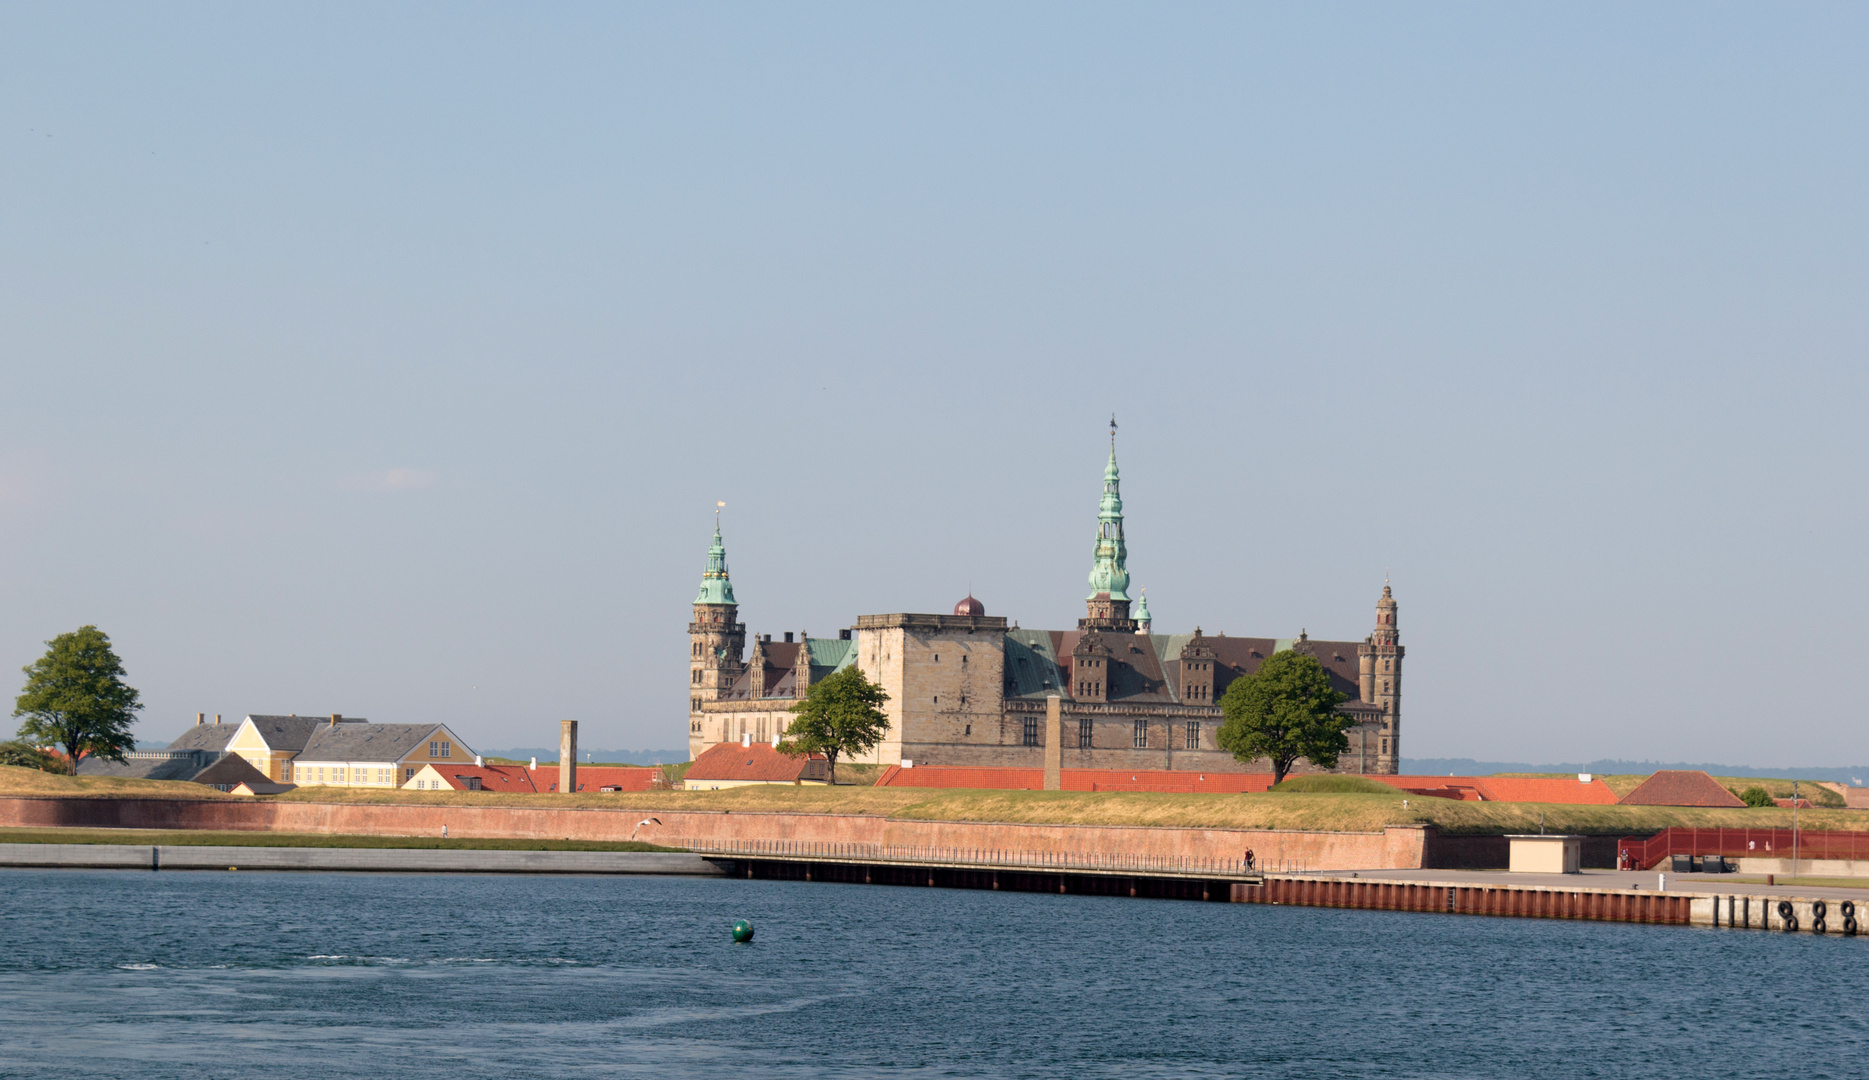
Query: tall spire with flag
690,502,746,760
1080,417,1135,630
695,503,736,604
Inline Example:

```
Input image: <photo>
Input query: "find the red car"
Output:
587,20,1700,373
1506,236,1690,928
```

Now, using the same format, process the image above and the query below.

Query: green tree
13,626,141,773
1216,649,1353,787
1738,786,1775,809
780,666,890,785
0,740,59,772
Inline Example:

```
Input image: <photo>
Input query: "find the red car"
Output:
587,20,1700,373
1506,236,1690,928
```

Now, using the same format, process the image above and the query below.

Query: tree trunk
825,750,839,786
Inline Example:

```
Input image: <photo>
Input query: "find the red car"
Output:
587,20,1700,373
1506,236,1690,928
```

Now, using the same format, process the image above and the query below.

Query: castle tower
1133,589,1151,634
1355,582,1403,773
689,513,746,755
1080,418,1136,632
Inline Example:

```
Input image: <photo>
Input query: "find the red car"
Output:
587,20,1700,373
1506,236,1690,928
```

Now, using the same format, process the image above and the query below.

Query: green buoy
731,920,755,943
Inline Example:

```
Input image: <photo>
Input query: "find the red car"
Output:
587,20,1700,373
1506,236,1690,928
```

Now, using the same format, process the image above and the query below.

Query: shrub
1269,775,1397,794
0,741,60,772
1738,786,1775,808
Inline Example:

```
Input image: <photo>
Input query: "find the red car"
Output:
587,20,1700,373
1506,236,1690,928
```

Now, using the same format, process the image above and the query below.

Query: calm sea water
0,867,1862,1079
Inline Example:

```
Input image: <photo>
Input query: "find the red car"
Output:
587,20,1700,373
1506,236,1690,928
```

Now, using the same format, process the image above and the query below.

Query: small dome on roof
953,595,985,616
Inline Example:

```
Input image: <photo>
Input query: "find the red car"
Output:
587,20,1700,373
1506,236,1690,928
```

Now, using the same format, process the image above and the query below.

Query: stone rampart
0,796,1432,870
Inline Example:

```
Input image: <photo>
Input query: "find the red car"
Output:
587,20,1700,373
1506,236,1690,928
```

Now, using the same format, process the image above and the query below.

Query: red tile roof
524,766,661,793
421,764,661,793
685,741,827,783
424,764,539,792
1618,770,1747,808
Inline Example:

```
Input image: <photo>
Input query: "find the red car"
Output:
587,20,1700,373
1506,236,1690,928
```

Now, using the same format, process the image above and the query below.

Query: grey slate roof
76,749,220,781
243,715,368,753
162,723,240,754
298,723,463,762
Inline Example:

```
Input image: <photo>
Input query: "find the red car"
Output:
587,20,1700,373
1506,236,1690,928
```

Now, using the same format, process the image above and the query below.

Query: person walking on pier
1245,848,1255,870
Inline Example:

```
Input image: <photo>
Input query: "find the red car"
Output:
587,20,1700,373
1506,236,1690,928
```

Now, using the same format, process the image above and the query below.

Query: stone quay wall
0,796,1436,870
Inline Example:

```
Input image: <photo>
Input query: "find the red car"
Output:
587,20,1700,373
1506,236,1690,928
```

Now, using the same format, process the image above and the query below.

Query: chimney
784,631,793,643
529,757,538,770
839,628,850,640
195,713,204,727
214,714,221,725
474,755,483,767
330,713,341,727
741,731,751,747
771,731,781,748
559,720,578,795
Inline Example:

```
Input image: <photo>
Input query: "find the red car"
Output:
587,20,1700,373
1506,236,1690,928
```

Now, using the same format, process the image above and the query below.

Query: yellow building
287,721,476,788
225,715,357,782
219,714,475,787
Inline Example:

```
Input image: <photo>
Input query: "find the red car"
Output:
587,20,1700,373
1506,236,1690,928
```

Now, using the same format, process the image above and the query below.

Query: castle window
1185,721,1199,749
964,724,971,736
934,654,939,662
1023,717,1039,746
1133,720,1147,748
1382,739,1389,754
1078,719,1093,748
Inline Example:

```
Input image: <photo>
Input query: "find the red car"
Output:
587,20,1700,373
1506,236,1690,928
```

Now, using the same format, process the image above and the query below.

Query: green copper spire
1086,419,1131,602
1134,588,1151,628
695,511,736,605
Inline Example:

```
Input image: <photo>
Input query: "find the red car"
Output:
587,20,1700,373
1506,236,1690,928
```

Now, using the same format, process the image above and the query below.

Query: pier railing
1619,827,1869,870
687,838,1286,876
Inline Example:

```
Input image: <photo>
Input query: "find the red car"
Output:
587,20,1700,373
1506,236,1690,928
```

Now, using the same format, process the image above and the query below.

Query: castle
688,429,1403,775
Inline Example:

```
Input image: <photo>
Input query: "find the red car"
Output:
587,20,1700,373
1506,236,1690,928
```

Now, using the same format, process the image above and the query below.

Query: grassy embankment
0,825,678,851
1496,772,1847,807
5,764,1864,836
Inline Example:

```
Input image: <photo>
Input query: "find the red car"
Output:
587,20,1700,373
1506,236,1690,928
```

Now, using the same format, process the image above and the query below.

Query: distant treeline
1404,757,1869,785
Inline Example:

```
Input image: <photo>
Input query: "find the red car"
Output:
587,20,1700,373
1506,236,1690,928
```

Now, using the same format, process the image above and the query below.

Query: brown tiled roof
686,741,826,783
1038,630,1367,705
1618,770,1747,807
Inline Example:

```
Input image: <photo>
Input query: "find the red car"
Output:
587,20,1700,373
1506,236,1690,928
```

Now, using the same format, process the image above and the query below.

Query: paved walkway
1311,866,1869,899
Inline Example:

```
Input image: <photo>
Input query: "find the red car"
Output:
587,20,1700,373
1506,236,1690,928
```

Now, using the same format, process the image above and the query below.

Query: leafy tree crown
1215,649,1353,785
14,625,142,771
780,666,891,783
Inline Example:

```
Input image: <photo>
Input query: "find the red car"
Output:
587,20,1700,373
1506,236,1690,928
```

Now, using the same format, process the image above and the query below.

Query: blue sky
3,3,1865,763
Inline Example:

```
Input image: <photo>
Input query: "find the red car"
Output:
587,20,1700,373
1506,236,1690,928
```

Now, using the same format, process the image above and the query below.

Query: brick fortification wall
0,796,1435,870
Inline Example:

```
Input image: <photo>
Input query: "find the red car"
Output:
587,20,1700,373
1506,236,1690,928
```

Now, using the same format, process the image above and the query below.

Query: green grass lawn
0,825,683,852
5,763,1864,837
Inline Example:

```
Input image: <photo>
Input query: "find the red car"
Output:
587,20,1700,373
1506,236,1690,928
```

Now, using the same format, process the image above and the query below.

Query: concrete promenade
1262,867,1869,935
0,843,732,876
1332,866,1869,899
